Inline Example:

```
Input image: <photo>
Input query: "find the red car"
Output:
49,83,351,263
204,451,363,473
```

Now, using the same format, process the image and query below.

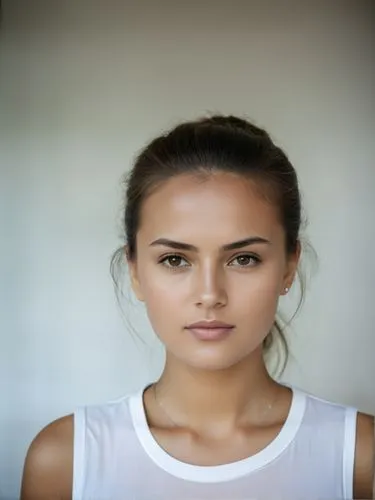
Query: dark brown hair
111,115,306,374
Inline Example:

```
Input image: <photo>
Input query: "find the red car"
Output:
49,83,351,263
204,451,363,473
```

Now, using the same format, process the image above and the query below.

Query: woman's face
128,172,299,371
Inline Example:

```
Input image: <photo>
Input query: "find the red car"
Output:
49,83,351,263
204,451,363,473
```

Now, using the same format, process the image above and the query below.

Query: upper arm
20,414,74,500
353,411,375,499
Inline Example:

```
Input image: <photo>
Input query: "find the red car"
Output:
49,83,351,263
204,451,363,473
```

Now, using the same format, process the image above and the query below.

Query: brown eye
228,254,260,267
167,256,183,267
237,255,252,266
159,254,190,269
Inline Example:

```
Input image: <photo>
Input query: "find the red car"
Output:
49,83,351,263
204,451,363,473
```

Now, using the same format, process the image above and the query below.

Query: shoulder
20,414,74,500
296,389,374,497
354,411,374,499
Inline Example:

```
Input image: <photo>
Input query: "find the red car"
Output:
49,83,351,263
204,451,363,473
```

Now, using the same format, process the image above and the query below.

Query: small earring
284,286,289,293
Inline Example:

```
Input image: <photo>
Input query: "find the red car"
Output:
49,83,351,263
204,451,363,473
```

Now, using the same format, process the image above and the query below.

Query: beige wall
1,0,374,497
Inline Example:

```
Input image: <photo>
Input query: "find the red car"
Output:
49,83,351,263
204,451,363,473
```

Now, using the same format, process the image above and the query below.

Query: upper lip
186,320,234,329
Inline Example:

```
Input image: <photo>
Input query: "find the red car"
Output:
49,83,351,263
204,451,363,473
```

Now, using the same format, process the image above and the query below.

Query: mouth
185,321,235,341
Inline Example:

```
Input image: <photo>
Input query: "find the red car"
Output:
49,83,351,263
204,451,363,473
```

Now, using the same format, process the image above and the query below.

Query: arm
20,415,74,500
353,412,375,499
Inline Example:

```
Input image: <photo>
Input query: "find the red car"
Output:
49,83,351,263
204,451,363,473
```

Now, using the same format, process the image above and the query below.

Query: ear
125,247,145,302
281,241,301,295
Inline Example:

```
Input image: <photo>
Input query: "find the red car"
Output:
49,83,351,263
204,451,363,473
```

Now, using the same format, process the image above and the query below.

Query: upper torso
72,384,358,500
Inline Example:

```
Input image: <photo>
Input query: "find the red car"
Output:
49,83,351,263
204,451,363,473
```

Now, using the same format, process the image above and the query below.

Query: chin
178,349,252,372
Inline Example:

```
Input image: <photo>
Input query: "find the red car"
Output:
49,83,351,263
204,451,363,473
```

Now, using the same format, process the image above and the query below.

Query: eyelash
158,253,261,271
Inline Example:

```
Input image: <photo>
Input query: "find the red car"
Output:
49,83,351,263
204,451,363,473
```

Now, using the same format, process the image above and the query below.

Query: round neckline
129,384,306,483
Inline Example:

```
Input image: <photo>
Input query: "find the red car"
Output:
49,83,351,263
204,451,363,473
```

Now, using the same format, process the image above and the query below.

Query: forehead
138,173,283,244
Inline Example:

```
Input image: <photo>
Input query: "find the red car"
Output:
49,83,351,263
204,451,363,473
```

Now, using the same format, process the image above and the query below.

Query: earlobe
282,242,301,295
127,259,145,302
281,283,292,296
283,265,297,294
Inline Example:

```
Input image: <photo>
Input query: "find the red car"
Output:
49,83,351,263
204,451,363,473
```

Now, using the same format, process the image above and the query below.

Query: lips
185,320,235,341
186,320,234,329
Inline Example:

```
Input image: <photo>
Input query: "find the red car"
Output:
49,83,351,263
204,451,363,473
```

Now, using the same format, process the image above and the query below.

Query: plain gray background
1,1,374,498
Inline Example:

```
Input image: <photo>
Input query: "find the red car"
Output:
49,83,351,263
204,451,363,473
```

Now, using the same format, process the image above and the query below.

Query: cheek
137,265,187,320
229,265,283,323
230,261,284,296
139,266,186,299
232,286,280,326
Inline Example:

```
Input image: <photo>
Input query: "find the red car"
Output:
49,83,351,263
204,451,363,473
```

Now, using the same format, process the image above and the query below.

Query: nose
194,261,228,309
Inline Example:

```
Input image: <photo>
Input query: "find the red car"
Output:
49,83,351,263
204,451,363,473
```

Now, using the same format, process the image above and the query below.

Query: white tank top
73,384,358,499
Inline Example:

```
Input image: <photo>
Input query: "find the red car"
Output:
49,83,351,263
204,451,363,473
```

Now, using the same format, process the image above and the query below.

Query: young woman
21,115,374,499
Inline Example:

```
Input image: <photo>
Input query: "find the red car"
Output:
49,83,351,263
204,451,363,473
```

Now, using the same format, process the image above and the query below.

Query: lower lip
186,327,234,341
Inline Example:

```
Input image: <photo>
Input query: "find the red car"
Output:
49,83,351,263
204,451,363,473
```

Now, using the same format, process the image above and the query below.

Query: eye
159,254,190,269
228,253,260,268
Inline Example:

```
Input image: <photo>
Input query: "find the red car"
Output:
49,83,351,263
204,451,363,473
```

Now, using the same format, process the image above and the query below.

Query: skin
21,172,374,499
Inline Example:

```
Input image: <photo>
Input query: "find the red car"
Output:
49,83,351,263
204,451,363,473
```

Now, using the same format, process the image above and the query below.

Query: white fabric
73,385,358,500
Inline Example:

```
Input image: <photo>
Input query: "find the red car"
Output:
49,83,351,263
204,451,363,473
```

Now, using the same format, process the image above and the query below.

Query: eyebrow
149,236,271,252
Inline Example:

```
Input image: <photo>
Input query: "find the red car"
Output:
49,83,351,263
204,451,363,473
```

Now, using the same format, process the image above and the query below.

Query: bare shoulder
20,414,74,500
353,411,375,500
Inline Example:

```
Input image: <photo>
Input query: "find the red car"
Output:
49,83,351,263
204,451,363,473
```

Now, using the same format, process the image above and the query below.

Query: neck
154,348,279,431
